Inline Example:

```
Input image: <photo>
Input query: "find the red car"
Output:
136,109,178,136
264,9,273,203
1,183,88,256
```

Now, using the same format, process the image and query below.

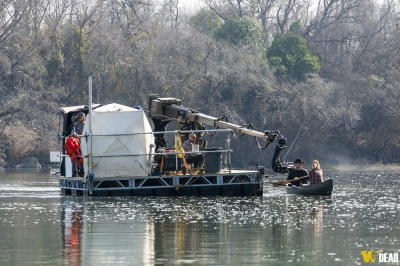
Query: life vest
64,137,83,166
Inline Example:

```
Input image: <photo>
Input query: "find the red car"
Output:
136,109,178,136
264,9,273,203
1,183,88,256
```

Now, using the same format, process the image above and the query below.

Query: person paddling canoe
287,159,309,186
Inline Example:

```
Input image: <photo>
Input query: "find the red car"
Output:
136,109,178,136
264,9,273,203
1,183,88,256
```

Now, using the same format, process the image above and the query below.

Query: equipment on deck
147,95,292,174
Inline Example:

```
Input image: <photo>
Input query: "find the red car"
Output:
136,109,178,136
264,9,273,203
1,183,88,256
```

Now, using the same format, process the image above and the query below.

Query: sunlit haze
179,0,203,9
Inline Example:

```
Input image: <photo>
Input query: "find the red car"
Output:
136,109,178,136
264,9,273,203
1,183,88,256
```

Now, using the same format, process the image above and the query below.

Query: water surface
0,169,399,265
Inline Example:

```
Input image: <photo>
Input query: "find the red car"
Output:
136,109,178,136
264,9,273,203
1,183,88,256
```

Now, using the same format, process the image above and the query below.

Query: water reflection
60,195,336,265
63,206,82,266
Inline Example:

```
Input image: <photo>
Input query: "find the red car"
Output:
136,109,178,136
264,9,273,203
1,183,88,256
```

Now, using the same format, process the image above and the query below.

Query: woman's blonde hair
312,160,320,169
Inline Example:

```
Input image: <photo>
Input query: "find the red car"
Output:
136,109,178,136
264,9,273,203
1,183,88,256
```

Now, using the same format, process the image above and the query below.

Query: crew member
151,118,171,151
73,112,86,137
182,133,204,168
65,114,78,137
72,112,85,177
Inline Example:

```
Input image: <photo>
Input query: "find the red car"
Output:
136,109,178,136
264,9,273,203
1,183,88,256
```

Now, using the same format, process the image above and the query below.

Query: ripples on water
0,170,399,265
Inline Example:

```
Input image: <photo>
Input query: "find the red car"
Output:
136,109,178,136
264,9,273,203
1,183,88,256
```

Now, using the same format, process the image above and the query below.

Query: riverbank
326,163,400,171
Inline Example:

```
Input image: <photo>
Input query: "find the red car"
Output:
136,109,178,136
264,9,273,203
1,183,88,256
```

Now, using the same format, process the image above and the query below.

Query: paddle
272,175,309,187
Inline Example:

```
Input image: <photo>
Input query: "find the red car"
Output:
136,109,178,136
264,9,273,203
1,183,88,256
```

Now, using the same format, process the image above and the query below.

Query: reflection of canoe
286,179,333,196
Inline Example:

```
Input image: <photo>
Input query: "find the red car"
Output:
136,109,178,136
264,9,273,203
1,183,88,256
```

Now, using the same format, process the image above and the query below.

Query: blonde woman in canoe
309,160,323,185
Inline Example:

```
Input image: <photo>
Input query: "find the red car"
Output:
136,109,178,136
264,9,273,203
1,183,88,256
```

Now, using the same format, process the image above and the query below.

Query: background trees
0,0,399,168
266,30,321,81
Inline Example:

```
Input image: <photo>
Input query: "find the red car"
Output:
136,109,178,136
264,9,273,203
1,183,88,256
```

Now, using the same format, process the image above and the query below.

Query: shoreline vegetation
5,157,400,172
326,164,400,172
0,1,399,169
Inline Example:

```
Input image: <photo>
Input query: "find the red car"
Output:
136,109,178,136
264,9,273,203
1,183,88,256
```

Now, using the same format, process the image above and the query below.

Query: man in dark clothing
63,114,78,137
72,112,85,177
73,112,86,136
152,118,171,151
287,159,309,186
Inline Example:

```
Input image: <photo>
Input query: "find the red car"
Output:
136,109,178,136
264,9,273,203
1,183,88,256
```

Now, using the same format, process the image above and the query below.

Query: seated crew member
287,159,309,186
182,133,204,168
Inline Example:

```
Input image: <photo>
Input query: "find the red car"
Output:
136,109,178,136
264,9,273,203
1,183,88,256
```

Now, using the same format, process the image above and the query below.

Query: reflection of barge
56,94,290,196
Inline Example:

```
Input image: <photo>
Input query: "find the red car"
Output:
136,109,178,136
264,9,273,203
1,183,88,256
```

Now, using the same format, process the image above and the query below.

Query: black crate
163,155,182,170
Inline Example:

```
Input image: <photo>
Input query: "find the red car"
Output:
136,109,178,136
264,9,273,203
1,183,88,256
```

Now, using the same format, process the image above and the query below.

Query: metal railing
71,128,234,173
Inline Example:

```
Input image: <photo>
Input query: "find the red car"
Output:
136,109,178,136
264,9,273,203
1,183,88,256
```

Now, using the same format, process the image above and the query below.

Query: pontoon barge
56,95,290,197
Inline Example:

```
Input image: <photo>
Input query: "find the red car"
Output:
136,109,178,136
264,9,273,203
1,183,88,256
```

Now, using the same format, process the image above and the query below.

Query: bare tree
258,74,361,161
276,0,296,33
254,0,278,34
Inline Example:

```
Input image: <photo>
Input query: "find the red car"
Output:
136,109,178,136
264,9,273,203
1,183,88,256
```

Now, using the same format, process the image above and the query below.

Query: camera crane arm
147,95,291,174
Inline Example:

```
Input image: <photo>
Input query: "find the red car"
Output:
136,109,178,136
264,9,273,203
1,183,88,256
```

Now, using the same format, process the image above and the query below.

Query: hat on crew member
78,112,85,118
190,133,196,138
294,159,304,164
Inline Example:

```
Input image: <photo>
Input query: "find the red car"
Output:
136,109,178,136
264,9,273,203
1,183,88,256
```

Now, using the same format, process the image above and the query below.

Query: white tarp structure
80,103,155,178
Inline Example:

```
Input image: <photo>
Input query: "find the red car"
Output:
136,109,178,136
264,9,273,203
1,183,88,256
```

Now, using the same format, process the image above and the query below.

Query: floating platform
55,99,281,197
59,170,263,197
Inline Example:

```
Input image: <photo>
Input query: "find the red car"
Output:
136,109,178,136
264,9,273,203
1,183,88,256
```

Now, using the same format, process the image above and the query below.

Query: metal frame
59,171,262,196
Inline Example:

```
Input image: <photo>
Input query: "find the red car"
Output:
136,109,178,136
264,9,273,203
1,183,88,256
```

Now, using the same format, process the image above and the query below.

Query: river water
0,169,399,265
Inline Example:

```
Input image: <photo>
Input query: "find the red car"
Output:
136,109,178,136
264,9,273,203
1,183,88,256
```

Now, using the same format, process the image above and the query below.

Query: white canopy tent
80,103,155,178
